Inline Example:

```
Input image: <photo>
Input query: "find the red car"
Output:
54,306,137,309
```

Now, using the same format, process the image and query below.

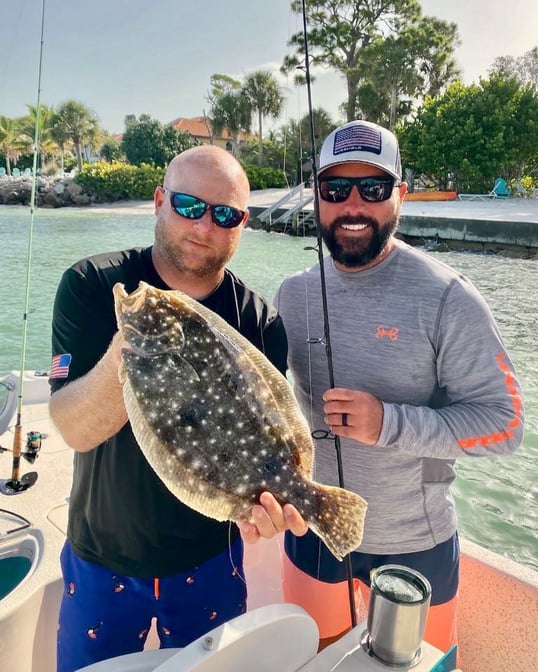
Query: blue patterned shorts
57,538,246,672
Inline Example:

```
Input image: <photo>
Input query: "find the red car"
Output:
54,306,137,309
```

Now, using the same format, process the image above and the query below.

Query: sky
0,0,536,135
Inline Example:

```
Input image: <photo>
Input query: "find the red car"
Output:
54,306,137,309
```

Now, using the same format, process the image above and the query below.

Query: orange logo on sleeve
458,353,522,450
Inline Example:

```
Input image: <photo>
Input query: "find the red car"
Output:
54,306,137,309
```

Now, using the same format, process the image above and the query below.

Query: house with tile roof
170,116,253,152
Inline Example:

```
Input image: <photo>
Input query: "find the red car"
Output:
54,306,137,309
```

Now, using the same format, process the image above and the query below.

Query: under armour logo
375,326,399,341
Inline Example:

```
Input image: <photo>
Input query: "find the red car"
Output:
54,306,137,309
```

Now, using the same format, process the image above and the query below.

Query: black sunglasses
318,175,399,203
164,189,247,229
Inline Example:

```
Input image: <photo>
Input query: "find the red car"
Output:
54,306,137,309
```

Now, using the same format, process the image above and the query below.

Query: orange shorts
281,531,459,654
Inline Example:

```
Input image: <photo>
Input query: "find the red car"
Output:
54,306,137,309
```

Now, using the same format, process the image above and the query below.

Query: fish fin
112,282,128,325
308,483,368,562
118,360,127,385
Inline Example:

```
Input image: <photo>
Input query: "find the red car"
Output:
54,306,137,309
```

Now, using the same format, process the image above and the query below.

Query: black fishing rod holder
0,431,42,495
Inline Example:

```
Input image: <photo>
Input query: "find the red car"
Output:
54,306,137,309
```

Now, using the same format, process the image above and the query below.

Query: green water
0,556,32,599
1,204,537,573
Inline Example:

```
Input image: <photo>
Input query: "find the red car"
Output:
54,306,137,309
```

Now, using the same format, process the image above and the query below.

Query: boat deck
0,373,537,672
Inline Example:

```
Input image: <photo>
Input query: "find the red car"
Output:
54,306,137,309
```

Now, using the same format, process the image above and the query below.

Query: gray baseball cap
318,120,402,181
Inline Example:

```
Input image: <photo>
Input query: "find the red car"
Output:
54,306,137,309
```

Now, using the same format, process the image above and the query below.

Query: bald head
164,146,250,210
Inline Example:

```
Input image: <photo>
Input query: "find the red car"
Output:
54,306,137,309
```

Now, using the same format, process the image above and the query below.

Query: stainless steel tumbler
367,564,432,667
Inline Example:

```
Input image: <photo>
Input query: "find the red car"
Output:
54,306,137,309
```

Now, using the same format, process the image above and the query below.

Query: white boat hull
0,372,536,671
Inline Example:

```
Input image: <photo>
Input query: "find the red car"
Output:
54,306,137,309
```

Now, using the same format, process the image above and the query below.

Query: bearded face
320,211,400,268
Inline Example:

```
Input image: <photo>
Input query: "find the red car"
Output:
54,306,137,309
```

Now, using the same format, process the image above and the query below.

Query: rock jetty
0,175,93,207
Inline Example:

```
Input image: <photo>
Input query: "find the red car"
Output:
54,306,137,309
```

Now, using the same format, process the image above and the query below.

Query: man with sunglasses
48,145,306,672
268,120,524,659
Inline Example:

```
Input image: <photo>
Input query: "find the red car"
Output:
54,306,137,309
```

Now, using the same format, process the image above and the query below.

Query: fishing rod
2,0,46,495
299,0,358,628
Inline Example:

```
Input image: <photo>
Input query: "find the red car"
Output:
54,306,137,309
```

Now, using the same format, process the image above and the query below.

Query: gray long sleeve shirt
274,240,524,554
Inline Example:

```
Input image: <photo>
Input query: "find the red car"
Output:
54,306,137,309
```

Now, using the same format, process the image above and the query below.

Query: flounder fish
113,281,367,560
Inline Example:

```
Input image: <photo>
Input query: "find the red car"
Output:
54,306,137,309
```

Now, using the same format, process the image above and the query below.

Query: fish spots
114,282,368,560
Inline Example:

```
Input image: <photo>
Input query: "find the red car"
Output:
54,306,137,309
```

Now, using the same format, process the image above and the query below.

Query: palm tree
0,116,26,175
53,100,100,171
243,71,284,165
210,91,252,159
18,105,59,171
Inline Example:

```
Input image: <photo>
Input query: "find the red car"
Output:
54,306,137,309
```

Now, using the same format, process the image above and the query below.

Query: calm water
1,204,537,572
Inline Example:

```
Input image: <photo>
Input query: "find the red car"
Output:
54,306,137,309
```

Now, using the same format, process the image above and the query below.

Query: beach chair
458,177,510,201
0,167,6,176
12,167,20,177
490,177,510,198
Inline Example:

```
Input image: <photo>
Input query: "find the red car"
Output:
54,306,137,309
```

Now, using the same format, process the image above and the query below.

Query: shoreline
2,195,538,258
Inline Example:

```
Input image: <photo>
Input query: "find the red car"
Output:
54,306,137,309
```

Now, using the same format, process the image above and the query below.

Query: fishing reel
0,430,44,464
0,430,44,495
23,430,43,464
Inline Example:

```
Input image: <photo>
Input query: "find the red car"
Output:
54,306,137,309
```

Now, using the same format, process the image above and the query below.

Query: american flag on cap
333,123,382,156
49,353,72,379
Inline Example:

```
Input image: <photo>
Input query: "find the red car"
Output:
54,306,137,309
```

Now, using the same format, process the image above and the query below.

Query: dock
248,188,538,257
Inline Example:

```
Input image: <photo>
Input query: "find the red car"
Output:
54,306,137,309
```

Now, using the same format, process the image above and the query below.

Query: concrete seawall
248,189,538,258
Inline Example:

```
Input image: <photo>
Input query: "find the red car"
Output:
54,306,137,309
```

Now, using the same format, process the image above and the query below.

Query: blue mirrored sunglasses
318,175,398,203
164,189,247,228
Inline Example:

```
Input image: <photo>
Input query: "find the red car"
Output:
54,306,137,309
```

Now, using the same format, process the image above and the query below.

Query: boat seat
0,374,18,436
76,603,319,672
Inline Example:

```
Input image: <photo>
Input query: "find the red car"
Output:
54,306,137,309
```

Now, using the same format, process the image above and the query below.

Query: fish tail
308,483,367,562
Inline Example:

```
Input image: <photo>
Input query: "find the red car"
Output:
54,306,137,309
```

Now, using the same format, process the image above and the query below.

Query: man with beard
49,145,306,672
268,120,524,658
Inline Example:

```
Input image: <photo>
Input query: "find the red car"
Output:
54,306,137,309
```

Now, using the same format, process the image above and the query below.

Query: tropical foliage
0,115,26,175
53,100,100,171
75,161,165,201
283,0,460,126
209,78,252,159
398,76,538,192
121,114,199,166
243,71,284,165
1,9,537,201
489,45,538,92
207,70,283,163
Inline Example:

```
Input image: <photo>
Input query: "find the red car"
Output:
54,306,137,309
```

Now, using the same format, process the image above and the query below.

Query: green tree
122,114,164,165
283,0,459,125
210,91,252,159
121,115,199,166
354,16,460,128
53,100,100,171
489,45,538,93
100,136,123,163
276,107,336,183
0,115,26,175
399,76,538,192
242,70,284,165
207,74,242,104
18,104,59,171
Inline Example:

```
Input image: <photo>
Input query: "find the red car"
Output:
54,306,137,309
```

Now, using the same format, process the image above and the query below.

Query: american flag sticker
333,125,382,156
49,353,72,379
